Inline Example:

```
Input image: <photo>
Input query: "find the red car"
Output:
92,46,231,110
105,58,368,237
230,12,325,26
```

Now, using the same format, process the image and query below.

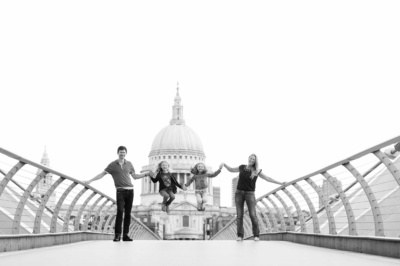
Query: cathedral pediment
169,201,198,211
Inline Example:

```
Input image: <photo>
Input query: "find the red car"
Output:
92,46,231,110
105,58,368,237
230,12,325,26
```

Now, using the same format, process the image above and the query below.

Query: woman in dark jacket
223,154,285,241
149,161,186,213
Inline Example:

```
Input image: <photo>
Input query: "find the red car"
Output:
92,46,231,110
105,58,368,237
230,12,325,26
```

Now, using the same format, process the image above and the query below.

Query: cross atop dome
170,84,185,125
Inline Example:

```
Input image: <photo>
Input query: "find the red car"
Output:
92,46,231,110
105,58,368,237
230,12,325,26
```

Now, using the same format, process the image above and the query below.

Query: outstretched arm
149,171,159,183
131,172,150,180
259,172,285,185
83,171,107,185
185,176,195,187
223,163,239,173
170,174,186,190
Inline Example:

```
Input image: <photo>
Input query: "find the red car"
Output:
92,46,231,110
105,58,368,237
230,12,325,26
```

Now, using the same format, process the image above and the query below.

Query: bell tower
35,147,57,206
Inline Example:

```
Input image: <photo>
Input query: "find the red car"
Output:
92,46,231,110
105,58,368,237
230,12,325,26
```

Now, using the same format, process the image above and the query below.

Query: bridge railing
212,135,400,240
0,147,160,240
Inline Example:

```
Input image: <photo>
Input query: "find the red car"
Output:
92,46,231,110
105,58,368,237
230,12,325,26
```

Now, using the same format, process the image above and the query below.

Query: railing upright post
305,178,337,235
63,187,89,232
74,192,96,231
282,187,307,232
33,177,66,234
0,162,25,198
266,196,287,231
321,172,357,235
343,162,384,237
292,183,320,233
50,182,78,233
12,171,47,234
272,193,295,231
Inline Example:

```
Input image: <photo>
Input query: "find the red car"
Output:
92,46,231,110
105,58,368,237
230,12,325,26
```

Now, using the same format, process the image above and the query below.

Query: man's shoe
236,237,243,241
254,237,259,241
122,236,133,241
113,235,121,242
161,204,166,212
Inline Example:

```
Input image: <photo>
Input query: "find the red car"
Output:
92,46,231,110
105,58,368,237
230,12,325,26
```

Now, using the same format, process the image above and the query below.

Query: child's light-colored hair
190,163,208,175
249,154,260,179
154,161,174,173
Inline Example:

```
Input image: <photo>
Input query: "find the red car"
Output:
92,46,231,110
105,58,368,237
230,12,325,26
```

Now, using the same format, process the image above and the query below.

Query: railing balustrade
0,147,160,240
212,136,400,240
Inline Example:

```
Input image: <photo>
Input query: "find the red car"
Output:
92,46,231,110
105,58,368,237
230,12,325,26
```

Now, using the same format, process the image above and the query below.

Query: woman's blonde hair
248,154,260,179
190,163,207,175
154,161,174,174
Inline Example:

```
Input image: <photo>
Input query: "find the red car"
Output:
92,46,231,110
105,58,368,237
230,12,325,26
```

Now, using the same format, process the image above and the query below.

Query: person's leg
245,191,260,238
165,189,175,213
165,189,175,206
159,189,169,211
115,190,125,240
201,191,208,211
235,190,245,239
123,190,134,239
195,192,202,210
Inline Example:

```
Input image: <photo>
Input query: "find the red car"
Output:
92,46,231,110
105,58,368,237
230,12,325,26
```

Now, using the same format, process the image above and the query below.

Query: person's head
156,161,170,173
191,163,207,175
248,154,259,178
117,146,127,159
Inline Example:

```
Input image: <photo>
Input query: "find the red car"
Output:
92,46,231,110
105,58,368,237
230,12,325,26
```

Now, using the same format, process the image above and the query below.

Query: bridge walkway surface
0,240,398,266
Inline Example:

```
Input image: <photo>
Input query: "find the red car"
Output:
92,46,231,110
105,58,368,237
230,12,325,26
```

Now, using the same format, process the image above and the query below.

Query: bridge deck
0,240,398,265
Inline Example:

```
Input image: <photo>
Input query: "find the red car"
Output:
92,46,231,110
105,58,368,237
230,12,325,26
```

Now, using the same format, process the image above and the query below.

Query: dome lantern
170,83,185,125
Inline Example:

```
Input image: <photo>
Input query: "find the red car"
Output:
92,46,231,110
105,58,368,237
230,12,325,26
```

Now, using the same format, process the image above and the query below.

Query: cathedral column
187,174,191,190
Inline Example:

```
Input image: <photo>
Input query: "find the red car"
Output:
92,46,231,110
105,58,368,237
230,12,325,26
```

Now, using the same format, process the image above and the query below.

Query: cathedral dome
148,86,205,158
149,124,205,157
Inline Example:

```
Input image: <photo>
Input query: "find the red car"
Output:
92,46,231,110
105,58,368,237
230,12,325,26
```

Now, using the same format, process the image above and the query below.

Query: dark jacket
150,171,183,194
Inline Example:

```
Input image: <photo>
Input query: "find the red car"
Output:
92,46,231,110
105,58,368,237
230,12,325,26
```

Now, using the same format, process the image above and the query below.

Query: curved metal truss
212,136,400,240
0,147,160,240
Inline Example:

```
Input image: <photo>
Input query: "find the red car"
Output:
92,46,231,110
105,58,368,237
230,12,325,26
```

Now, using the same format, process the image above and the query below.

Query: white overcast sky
1,1,399,206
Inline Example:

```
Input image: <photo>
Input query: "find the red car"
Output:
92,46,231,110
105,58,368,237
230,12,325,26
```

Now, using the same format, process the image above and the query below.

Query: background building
35,147,57,207
213,187,220,206
231,177,238,207
319,179,342,209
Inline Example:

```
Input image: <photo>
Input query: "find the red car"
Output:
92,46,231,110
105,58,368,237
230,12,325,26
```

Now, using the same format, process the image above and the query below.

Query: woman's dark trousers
235,189,260,238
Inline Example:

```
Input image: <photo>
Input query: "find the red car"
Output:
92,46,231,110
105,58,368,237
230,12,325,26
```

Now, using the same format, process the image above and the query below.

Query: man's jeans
115,189,134,237
235,189,260,238
159,187,175,206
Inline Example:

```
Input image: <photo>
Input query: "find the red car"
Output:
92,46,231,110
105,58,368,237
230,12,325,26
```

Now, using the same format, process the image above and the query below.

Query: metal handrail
0,146,160,240
211,135,400,240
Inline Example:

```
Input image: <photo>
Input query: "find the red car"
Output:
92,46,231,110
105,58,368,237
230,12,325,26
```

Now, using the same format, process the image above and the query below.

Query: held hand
148,171,154,177
281,182,286,186
83,180,90,186
219,163,224,170
183,185,187,191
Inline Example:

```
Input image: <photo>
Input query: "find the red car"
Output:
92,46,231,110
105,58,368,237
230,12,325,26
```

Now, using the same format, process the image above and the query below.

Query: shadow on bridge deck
0,240,398,266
